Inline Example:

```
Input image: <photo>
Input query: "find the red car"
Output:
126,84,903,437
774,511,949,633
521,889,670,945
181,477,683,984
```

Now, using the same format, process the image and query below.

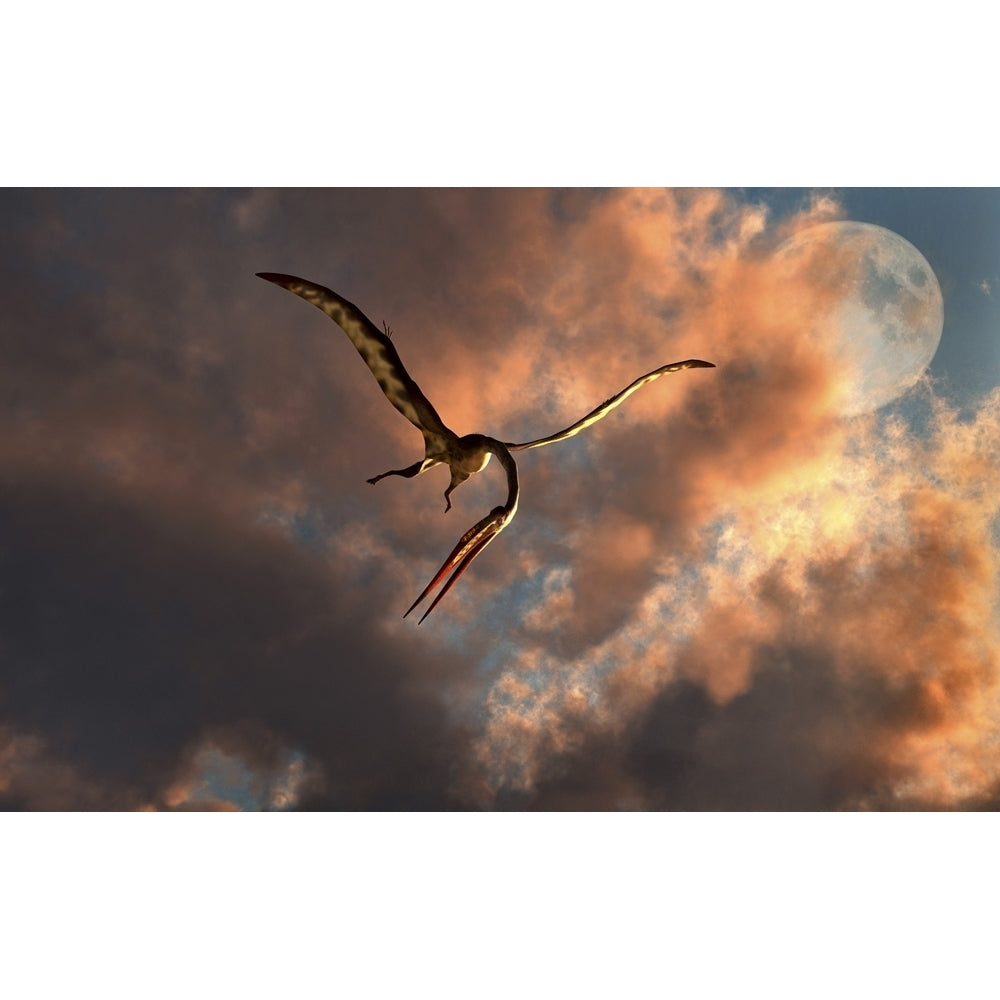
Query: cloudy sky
3,186,999,813
6,3,1000,992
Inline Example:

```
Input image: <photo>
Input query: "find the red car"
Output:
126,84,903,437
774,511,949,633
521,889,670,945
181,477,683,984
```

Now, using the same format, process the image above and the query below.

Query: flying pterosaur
257,273,714,622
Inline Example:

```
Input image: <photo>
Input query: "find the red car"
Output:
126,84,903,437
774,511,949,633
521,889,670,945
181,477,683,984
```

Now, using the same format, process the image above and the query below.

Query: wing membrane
257,272,454,451
505,359,715,451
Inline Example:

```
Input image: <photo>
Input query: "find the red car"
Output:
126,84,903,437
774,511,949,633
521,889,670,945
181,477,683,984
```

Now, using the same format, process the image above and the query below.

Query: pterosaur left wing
257,273,454,453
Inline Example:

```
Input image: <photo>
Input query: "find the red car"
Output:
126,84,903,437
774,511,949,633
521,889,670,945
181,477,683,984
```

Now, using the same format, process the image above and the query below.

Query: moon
776,221,944,416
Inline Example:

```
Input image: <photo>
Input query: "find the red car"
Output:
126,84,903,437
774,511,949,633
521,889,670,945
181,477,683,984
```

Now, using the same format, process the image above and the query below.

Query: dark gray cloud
1,189,505,809
0,460,475,808
496,651,915,811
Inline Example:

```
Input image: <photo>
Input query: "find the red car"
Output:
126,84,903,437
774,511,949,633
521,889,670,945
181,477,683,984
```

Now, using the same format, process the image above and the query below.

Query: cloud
0,458,484,809
2,188,998,810
468,380,1000,809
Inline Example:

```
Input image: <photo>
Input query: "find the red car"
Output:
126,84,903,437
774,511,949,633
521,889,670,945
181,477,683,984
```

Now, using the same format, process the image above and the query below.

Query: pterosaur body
257,273,714,621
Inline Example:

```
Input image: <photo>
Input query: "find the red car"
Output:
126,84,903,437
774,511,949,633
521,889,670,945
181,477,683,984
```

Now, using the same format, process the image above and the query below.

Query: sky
5,5,1000,994
2,186,999,813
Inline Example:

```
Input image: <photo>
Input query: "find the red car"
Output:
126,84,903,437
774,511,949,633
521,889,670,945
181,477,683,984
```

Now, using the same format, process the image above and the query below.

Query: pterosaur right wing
505,359,715,451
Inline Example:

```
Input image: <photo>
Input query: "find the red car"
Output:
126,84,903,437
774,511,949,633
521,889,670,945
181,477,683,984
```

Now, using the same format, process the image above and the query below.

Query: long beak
404,507,509,623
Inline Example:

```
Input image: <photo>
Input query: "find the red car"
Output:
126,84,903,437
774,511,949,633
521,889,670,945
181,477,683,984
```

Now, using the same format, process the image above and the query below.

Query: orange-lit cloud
426,190,1000,809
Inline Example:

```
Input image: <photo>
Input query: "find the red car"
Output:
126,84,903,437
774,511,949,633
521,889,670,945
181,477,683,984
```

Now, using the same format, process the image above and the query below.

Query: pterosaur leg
443,470,471,512
367,459,428,485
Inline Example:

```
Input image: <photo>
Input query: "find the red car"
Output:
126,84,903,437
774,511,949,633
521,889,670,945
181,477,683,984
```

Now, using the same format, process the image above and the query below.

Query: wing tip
256,271,295,287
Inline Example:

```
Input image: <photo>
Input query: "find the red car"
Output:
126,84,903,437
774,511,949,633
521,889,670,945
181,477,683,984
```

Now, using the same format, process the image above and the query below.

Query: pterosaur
257,273,714,622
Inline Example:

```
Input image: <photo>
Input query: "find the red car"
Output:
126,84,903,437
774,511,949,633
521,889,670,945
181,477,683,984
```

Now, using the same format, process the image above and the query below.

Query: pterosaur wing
506,359,715,452
257,272,454,451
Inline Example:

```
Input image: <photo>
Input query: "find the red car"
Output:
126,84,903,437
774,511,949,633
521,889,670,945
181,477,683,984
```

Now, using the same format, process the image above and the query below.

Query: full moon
776,221,944,416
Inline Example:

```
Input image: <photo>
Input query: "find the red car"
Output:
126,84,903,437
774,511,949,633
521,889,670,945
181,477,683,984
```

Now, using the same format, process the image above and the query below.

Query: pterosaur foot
443,475,467,512
366,459,426,486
